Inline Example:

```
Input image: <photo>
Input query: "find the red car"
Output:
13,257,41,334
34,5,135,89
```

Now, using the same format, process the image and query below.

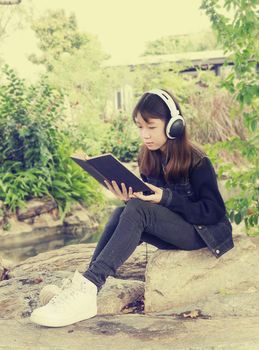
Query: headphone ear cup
166,118,185,139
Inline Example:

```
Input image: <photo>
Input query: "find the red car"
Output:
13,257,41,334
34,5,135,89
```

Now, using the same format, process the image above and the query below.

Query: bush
0,65,105,219
100,110,141,162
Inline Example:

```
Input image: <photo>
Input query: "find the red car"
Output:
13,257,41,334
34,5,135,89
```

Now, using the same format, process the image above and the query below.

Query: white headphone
147,89,186,139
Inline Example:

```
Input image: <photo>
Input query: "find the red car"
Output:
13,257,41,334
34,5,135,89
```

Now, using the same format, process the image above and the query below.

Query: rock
0,269,144,320
0,256,15,281
16,197,57,221
144,234,259,315
98,277,144,315
11,243,156,281
1,314,259,349
0,241,152,320
39,284,62,306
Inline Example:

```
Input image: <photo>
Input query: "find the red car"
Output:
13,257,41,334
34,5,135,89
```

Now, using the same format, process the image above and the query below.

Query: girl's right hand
104,180,135,203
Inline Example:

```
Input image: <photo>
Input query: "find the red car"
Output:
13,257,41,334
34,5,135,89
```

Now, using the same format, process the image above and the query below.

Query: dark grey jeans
83,198,207,291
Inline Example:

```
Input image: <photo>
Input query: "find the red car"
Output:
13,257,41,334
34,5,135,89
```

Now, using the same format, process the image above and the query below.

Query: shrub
0,65,105,219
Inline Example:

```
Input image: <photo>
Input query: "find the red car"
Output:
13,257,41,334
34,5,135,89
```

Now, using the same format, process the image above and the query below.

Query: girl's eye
137,126,156,129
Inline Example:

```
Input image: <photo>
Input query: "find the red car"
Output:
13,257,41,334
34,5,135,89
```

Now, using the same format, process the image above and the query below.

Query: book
70,152,155,196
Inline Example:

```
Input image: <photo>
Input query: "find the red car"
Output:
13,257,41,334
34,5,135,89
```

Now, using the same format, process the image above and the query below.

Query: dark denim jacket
143,173,234,259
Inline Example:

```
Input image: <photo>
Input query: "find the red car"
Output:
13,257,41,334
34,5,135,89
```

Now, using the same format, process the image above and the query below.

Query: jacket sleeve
159,157,226,225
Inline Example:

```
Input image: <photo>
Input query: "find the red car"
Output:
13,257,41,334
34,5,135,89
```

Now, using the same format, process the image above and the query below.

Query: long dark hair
132,89,206,183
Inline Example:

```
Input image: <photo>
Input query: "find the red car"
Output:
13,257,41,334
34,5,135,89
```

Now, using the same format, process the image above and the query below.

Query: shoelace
48,285,83,308
47,277,78,308
60,277,72,290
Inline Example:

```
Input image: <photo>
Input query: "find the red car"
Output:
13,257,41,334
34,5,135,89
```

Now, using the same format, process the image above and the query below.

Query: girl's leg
88,206,125,268
83,198,206,291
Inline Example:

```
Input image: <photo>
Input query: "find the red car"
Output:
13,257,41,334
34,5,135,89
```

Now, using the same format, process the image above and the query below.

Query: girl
30,89,234,328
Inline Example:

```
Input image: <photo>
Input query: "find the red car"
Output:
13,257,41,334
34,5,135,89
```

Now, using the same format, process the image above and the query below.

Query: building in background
102,49,234,113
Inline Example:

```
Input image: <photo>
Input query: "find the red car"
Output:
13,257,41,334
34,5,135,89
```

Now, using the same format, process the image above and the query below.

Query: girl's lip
145,142,153,145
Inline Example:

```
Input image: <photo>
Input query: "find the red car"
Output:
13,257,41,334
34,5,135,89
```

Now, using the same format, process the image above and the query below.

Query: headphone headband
147,89,182,120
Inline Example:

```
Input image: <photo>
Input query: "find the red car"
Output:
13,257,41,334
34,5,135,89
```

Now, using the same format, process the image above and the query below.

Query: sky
1,0,215,80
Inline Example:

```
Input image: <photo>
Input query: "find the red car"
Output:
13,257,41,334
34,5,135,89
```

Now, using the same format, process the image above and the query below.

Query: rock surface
0,243,153,319
145,234,259,315
11,243,156,281
0,229,259,349
1,315,259,350
0,269,145,320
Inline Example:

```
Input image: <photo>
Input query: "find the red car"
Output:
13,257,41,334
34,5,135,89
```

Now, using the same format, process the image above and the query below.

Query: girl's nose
141,129,151,138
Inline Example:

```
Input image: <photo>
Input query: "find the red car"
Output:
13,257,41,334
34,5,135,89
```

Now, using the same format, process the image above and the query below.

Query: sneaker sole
30,310,97,328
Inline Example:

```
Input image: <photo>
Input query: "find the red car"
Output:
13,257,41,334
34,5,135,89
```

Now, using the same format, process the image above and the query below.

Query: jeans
83,198,207,291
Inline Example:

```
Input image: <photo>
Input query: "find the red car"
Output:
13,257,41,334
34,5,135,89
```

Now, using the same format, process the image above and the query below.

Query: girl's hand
129,183,163,204
104,180,133,203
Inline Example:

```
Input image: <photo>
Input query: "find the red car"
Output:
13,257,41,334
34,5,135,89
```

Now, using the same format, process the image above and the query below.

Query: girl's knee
125,198,145,210
114,205,125,213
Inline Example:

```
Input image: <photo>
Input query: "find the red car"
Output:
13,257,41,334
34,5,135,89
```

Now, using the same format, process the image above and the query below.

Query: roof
102,49,228,68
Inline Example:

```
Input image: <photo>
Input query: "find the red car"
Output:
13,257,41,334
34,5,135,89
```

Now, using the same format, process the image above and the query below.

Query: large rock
0,242,152,319
0,269,144,320
144,234,259,315
11,242,156,281
1,315,259,350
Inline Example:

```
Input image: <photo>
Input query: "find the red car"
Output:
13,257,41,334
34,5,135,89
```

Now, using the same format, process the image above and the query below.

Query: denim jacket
142,172,234,259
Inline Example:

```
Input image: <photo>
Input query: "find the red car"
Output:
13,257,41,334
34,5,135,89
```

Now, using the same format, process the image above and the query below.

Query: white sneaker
30,270,97,327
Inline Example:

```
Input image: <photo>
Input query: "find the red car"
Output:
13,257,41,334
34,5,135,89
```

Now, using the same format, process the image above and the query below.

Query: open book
70,152,155,195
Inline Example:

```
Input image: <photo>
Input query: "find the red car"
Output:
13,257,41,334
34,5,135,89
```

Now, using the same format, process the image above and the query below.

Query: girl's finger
104,180,116,194
121,182,127,197
112,180,123,195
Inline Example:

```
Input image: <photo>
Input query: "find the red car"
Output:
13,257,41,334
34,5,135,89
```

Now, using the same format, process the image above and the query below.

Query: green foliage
0,1,32,43
101,111,141,162
143,31,222,56
28,9,108,71
28,8,112,158
201,0,259,233
0,65,105,219
46,43,110,156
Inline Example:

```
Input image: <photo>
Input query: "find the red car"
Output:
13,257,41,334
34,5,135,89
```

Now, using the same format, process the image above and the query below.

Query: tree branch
0,0,21,5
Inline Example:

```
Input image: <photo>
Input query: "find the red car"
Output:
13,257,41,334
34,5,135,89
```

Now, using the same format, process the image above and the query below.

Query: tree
200,0,258,233
0,0,30,43
28,9,112,155
28,9,103,71
143,31,222,56
0,0,21,4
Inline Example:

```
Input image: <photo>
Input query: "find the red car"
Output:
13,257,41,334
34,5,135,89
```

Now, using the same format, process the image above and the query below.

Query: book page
70,150,89,161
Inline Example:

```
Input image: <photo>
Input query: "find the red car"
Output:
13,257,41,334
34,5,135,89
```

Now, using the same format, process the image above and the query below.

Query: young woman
30,89,234,328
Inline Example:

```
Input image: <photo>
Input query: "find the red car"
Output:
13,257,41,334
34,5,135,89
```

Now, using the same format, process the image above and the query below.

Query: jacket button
198,225,203,229
216,249,220,254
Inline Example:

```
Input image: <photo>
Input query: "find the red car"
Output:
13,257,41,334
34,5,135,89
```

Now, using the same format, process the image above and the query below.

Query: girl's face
135,112,167,153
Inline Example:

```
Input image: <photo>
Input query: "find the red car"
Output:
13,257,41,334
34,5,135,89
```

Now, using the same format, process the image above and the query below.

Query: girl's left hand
129,183,163,204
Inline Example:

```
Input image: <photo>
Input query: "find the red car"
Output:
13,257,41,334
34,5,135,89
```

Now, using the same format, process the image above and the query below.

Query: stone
0,256,15,281
144,234,259,314
97,277,144,315
0,270,144,320
11,243,156,281
39,284,62,306
16,197,57,221
0,314,259,349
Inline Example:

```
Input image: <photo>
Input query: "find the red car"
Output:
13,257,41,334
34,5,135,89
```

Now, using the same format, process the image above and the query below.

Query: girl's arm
159,157,226,225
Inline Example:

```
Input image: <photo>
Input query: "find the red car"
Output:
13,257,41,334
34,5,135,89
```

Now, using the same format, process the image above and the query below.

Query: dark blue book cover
70,153,154,195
